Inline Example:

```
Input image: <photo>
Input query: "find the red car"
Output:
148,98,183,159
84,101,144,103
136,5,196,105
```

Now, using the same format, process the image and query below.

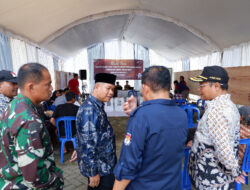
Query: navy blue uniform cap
0,70,18,83
189,66,229,84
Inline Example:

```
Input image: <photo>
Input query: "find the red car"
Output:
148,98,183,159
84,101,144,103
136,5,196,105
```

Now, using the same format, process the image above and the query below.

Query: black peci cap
0,70,18,83
95,73,116,85
189,66,229,84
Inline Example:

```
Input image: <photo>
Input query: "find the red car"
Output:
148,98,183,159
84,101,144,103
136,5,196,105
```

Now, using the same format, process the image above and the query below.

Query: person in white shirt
188,66,246,189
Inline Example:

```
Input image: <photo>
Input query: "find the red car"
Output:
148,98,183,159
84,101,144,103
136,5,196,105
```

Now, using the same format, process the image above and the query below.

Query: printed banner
94,59,143,80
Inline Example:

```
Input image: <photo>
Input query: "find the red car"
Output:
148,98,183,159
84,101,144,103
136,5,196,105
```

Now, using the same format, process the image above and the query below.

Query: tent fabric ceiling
1,0,250,60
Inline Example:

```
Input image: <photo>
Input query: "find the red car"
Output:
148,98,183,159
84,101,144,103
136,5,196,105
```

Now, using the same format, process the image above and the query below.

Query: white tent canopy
1,0,250,60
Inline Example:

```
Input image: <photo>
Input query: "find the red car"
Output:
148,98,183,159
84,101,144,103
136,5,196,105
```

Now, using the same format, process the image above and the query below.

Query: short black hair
73,73,78,78
65,91,76,101
58,89,63,94
63,87,69,92
220,83,228,90
174,80,179,84
142,66,171,91
18,63,48,89
239,106,250,125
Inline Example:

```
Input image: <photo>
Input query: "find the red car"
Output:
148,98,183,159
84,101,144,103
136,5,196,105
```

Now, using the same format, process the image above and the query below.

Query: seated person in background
173,80,184,100
50,91,79,152
36,103,57,147
114,81,123,97
115,81,123,90
124,80,131,90
185,110,205,147
186,127,197,147
44,89,62,107
238,106,250,165
173,80,180,94
53,88,69,106
179,76,190,99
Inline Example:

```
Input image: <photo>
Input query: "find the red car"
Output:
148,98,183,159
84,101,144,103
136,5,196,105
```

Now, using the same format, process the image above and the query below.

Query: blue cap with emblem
0,70,18,83
189,66,229,84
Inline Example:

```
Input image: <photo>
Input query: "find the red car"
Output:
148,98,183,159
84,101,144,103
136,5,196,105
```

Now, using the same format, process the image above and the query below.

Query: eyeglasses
198,83,210,88
198,82,224,88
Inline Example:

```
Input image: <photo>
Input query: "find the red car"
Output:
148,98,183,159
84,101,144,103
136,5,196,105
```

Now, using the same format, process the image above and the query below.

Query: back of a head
58,89,63,94
142,66,171,92
63,87,69,93
239,106,250,125
66,91,76,102
18,63,47,89
74,73,78,78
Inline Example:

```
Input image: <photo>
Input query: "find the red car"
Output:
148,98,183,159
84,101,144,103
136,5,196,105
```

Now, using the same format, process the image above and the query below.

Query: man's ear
143,84,150,93
25,82,34,92
214,82,221,89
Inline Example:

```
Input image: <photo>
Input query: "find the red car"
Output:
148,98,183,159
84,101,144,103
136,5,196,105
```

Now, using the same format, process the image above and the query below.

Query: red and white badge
11,72,16,77
124,132,132,146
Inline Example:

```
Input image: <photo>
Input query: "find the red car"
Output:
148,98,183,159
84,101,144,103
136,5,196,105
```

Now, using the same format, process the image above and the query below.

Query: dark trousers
88,174,114,190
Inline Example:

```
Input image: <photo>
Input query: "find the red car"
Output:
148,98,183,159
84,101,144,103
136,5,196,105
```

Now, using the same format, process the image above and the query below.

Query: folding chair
235,138,250,189
176,99,188,107
196,99,205,110
182,147,191,190
181,104,200,128
56,116,77,163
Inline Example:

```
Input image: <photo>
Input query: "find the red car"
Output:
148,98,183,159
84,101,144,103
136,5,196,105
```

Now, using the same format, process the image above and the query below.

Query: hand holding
123,95,137,115
234,171,247,184
89,174,100,188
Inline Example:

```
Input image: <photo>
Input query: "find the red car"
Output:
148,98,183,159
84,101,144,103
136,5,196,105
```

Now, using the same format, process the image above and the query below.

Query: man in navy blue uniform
113,66,188,190
74,73,117,190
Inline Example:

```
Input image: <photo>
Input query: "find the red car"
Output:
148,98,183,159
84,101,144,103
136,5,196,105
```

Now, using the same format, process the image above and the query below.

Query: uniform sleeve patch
124,132,132,146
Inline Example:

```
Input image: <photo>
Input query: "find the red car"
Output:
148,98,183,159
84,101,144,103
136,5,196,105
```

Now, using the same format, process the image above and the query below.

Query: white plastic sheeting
222,42,250,67
190,52,222,71
10,38,56,88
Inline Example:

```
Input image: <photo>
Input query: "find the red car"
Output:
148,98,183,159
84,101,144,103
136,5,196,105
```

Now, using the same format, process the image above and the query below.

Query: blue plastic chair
56,116,77,163
182,104,200,128
176,99,188,107
196,99,205,110
235,138,250,190
182,147,191,190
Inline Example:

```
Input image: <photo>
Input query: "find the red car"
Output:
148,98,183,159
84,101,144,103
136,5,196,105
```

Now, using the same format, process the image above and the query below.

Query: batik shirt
0,94,64,190
76,94,116,177
188,94,241,189
0,93,11,116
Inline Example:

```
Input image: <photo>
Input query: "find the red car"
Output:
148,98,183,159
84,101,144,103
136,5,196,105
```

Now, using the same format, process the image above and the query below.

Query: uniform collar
17,93,36,109
130,98,175,116
205,94,230,109
0,93,11,103
89,94,104,109
142,98,176,106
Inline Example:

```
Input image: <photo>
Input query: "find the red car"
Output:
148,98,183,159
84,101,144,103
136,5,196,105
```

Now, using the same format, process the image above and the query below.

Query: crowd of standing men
0,62,247,190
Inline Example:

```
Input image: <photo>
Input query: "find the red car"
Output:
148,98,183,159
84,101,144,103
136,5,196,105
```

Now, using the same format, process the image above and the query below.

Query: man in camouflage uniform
0,63,63,189
72,73,117,190
0,70,18,115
